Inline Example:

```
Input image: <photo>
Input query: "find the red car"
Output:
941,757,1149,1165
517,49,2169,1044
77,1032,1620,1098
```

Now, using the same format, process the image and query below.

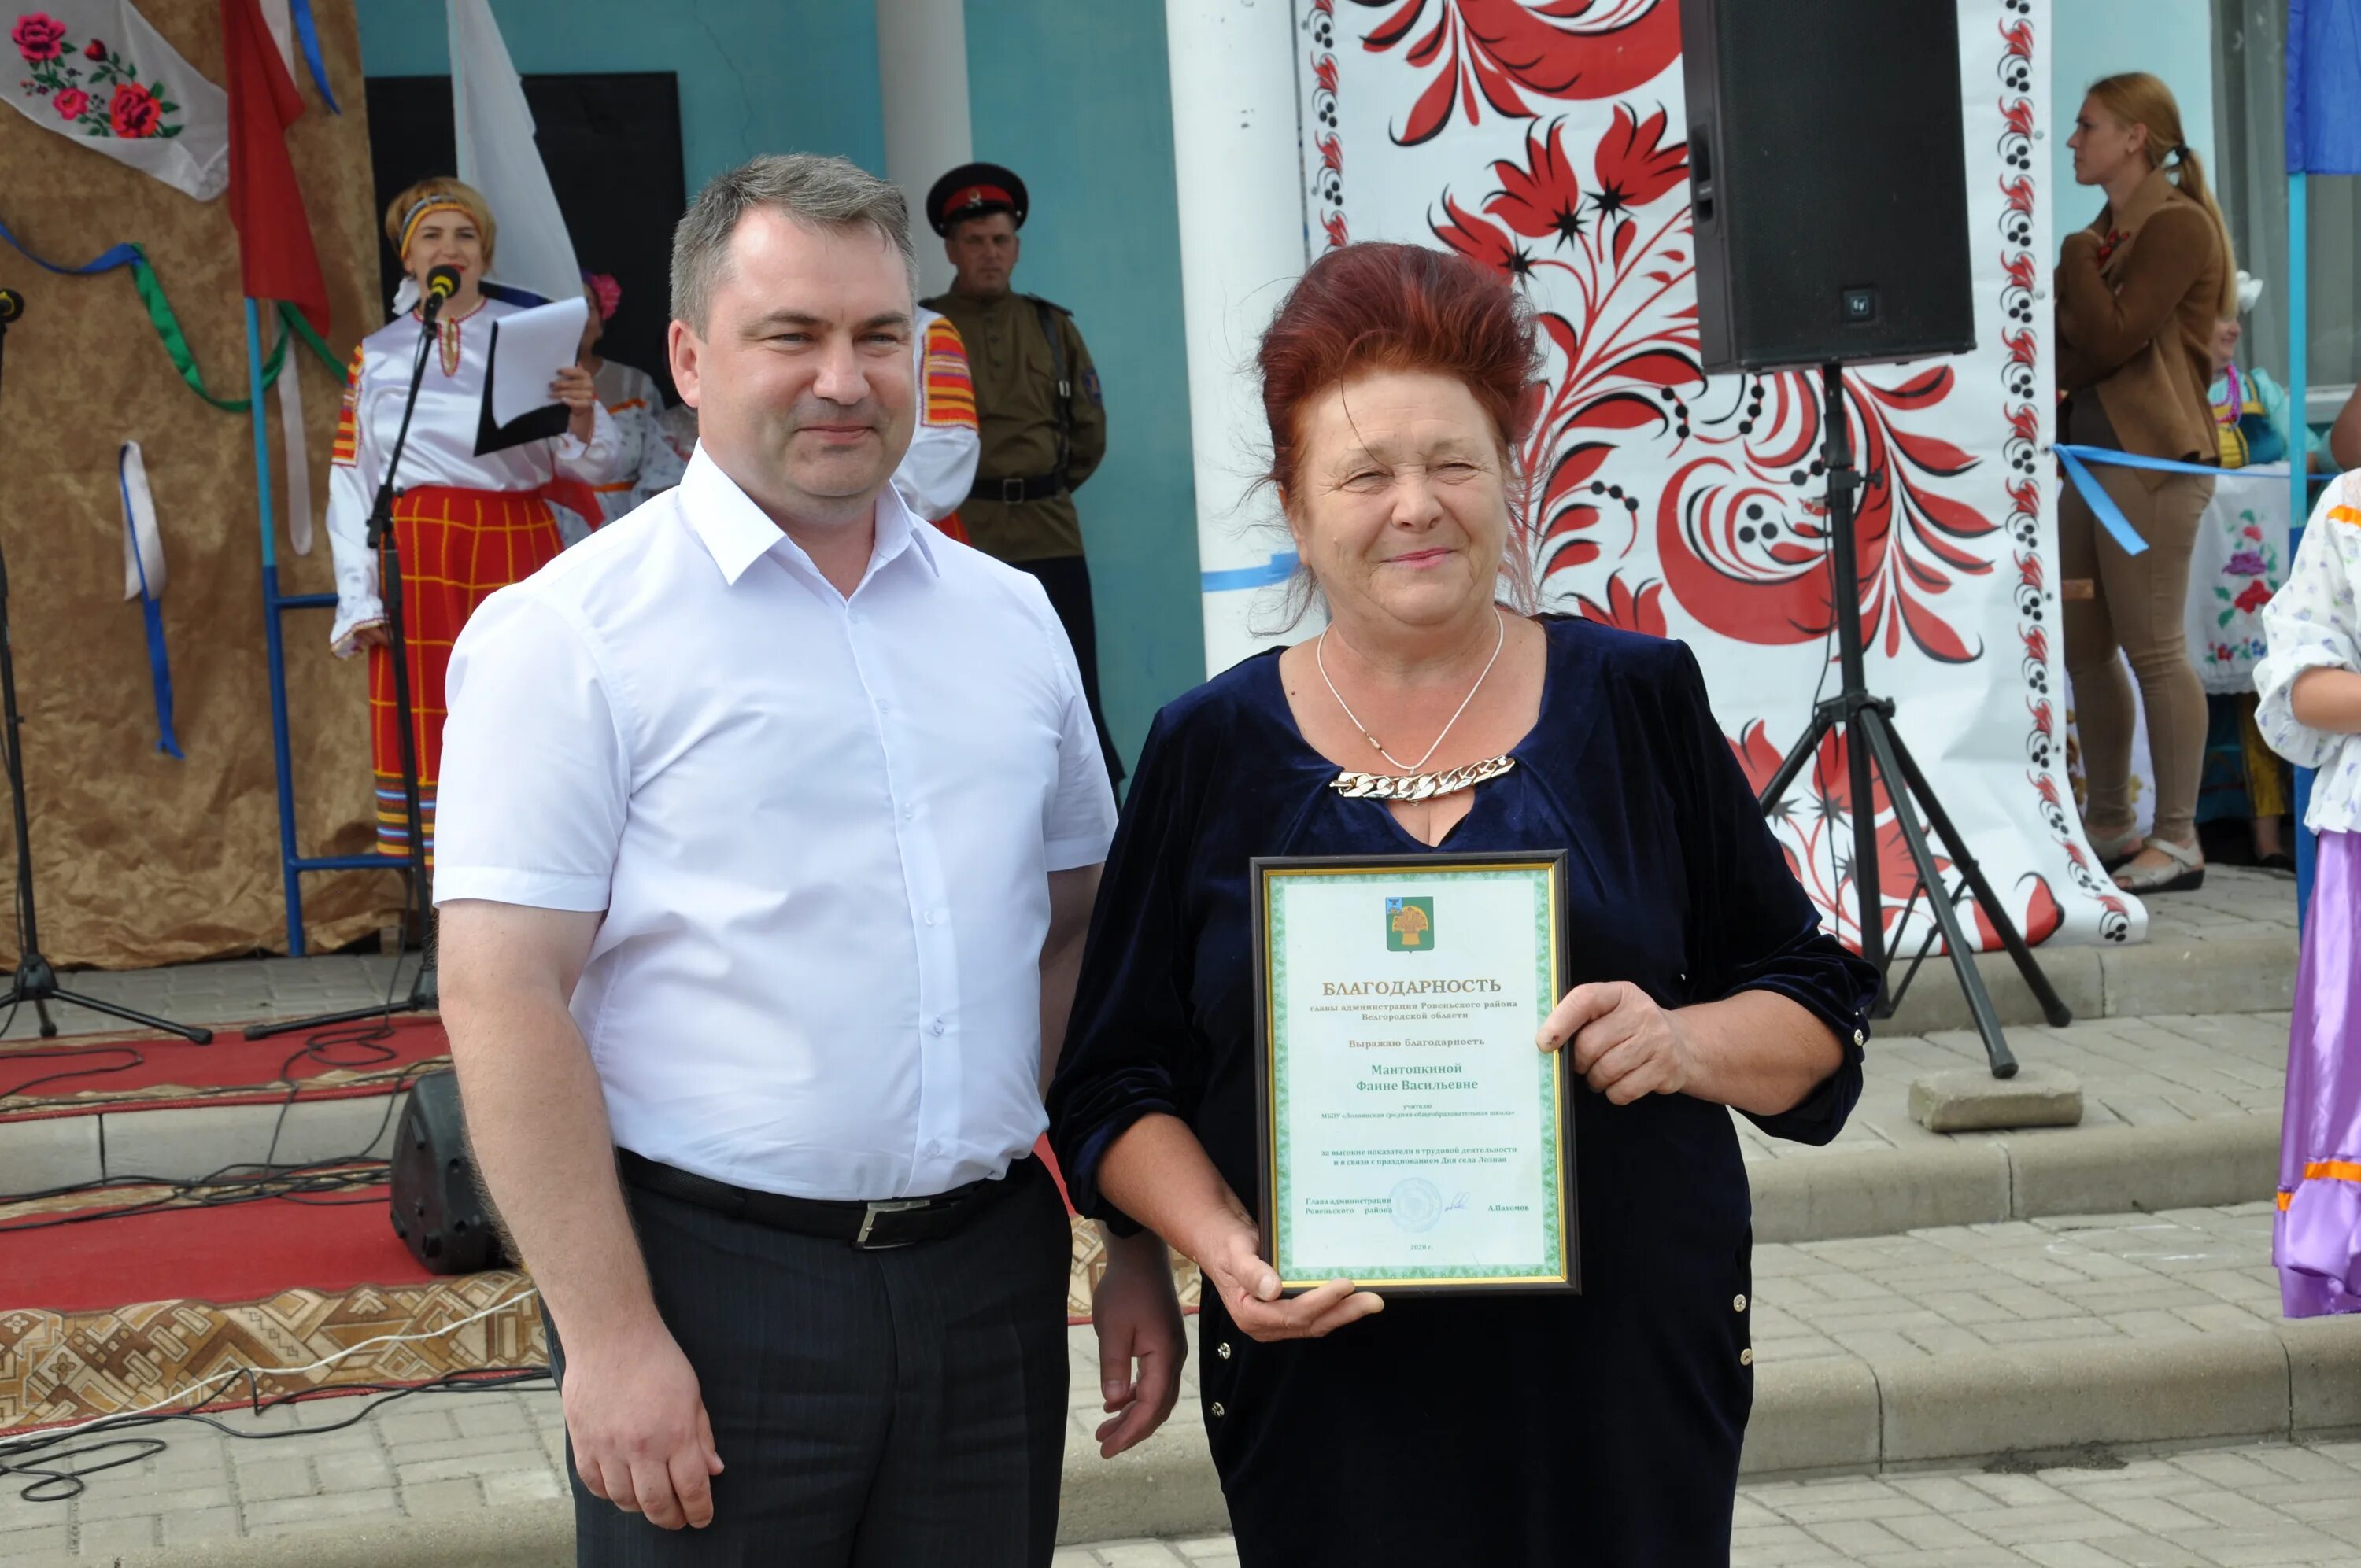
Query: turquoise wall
353,1,885,183
351,0,1202,780
2049,0,2217,233
961,4,1204,777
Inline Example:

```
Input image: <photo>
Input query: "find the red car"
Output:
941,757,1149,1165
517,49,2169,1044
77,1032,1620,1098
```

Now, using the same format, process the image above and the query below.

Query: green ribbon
123,251,345,412
0,215,344,411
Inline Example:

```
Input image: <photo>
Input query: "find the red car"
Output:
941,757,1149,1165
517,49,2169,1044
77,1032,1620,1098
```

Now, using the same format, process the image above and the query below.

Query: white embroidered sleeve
2256,478,2361,769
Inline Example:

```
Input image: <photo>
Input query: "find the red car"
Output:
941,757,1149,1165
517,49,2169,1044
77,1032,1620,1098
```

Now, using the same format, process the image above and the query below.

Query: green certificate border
1251,851,1578,1295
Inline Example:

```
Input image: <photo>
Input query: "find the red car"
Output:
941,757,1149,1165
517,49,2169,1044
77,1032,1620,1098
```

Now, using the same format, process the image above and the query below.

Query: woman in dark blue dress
1047,243,1881,1566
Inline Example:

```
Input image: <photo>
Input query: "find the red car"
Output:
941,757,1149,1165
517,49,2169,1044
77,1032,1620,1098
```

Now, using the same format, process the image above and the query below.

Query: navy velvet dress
1047,617,1882,1567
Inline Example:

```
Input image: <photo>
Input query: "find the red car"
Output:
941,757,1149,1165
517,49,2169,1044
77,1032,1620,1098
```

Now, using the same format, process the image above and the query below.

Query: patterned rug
0,1216,1201,1435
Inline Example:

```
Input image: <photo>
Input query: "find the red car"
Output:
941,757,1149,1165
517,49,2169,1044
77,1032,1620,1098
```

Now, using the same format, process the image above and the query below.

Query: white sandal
2112,835,2204,894
2084,824,2142,872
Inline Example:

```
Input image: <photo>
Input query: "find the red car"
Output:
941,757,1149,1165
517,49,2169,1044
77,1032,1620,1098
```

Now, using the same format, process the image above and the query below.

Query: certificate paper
1252,853,1577,1294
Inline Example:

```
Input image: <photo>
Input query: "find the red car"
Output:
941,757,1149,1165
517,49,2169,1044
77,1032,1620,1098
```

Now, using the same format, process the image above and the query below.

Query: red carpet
0,1015,448,1121
0,1188,434,1314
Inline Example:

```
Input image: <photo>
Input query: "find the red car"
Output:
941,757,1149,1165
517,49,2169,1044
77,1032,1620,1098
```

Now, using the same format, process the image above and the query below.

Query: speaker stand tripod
1755,364,2072,1078
0,295,210,1042
248,319,442,1042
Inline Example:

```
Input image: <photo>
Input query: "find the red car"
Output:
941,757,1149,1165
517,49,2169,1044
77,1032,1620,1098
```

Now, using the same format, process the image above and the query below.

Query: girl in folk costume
327,178,623,863
2255,474,2361,1317
575,270,667,526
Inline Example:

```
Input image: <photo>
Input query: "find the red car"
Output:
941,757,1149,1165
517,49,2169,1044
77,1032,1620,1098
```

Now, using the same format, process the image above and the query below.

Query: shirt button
1853,1028,1866,1047
932,1018,946,1036
1733,1293,1748,1312
1738,1348,1754,1367
926,1139,944,1157
923,909,938,927
903,804,918,821
876,699,891,714
1217,1341,1232,1360
1209,1401,1225,1419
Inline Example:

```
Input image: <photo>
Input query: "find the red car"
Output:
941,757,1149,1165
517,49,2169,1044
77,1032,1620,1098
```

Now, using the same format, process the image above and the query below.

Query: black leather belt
969,470,1065,504
615,1149,1020,1250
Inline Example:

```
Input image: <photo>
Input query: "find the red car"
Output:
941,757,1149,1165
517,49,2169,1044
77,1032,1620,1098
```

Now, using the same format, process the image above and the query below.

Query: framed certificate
1251,851,1577,1295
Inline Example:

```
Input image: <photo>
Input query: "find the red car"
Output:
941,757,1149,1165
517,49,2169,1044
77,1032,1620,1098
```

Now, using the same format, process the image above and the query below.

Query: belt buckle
999,476,1025,504
854,1197,933,1249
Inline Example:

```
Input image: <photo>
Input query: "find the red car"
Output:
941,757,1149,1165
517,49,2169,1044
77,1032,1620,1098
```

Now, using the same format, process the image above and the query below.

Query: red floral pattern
1310,1,2125,951
1349,0,1681,145
12,17,183,141
106,79,156,136
9,12,64,61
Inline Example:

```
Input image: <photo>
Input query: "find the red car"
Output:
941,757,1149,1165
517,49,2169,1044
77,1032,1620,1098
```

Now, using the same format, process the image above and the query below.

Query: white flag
3,2,227,201
449,0,580,304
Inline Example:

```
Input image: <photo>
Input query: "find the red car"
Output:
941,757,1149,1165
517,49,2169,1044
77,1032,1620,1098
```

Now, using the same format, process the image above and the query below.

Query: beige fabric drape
0,0,397,968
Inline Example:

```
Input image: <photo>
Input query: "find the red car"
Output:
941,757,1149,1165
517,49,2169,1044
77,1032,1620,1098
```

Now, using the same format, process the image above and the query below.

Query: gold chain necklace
1314,609,1507,774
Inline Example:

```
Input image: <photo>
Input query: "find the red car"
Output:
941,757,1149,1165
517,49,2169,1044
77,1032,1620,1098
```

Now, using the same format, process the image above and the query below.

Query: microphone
420,266,461,324
0,289,21,324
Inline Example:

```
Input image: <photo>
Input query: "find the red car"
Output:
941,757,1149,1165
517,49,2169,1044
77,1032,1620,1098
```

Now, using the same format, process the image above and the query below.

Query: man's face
945,212,1019,299
668,208,916,528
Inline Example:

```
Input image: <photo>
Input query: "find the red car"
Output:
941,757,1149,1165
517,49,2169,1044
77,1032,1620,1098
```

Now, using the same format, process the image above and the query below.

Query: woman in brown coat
2056,72,2237,895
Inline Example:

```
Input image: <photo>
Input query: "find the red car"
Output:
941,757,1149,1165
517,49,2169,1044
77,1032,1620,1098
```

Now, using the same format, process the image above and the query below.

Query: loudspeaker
390,1070,507,1275
1679,0,1977,373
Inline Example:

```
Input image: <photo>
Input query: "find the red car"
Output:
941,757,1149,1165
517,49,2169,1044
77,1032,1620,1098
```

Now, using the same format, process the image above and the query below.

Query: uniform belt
970,471,1066,504
615,1148,1018,1250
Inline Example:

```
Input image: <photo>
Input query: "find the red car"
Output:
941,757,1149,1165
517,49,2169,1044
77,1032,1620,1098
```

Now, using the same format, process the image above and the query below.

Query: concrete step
1878,866,2296,1036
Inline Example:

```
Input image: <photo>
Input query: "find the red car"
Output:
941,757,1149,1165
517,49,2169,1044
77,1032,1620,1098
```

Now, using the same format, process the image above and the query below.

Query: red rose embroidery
108,81,159,137
83,36,103,59
10,12,67,61
2233,579,2274,615
50,83,83,118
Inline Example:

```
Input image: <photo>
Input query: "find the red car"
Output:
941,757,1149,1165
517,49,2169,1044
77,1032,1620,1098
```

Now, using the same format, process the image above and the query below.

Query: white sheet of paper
488,297,588,429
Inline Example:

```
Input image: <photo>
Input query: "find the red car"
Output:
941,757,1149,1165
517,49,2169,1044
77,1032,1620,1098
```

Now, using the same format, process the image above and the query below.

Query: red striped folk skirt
370,485,563,863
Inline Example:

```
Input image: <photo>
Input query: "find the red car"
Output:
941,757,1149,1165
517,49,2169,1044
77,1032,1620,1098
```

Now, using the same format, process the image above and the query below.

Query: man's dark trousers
549,1157,1072,1565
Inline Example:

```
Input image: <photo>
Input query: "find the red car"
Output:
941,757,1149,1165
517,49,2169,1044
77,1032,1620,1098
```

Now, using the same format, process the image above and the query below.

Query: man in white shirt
434,154,1184,1564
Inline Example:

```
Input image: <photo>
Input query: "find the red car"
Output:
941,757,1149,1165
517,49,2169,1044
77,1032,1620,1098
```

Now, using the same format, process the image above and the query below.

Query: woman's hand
1538,980,1701,1105
552,364,598,444
345,622,390,653
1196,1217,1384,1343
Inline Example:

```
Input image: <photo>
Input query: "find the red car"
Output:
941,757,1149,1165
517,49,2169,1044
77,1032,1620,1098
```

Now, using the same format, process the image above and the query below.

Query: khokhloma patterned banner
1280,0,2141,954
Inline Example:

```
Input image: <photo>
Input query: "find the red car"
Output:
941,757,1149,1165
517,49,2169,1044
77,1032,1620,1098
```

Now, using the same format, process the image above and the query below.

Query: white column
1164,0,1313,676
876,0,974,300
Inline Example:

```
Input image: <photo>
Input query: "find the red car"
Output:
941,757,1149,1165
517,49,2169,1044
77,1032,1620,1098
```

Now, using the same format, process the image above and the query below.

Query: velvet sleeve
1047,707,1207,1231
1665,642,1879,1145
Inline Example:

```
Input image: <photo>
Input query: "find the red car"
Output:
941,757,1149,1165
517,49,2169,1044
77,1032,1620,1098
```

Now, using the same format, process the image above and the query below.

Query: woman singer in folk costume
327,178,623,863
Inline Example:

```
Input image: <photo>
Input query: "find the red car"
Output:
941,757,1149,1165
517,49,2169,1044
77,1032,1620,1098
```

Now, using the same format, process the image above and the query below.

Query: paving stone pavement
1753,1201,2287,1367
1,1201,2316,1559
1736,1009,2289,1167
1059,1437,2361,1566
0,955,407,1043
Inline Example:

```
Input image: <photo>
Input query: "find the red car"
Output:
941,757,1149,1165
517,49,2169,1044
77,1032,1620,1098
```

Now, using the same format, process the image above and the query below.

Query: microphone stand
0,289,210,1042
248,289,449,1039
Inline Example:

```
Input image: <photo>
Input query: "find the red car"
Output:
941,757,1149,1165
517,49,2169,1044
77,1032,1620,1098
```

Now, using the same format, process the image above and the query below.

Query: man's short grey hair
670,153,917,331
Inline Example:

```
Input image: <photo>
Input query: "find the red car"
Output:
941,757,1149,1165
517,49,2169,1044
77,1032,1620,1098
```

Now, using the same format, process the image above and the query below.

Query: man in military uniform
922,162,1121,788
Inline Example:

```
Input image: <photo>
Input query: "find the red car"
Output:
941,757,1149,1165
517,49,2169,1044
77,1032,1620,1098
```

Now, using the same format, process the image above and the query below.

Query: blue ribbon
0,216,139,277
116,448,183,761
288,0,342,113
1201,551,1299,592
2055,445,2293,562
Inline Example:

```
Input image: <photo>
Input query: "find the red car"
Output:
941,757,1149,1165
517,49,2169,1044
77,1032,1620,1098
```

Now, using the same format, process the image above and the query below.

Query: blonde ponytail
2086,72,2239,317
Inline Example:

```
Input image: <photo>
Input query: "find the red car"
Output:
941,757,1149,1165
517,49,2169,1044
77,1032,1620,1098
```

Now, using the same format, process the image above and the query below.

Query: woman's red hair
1257,242,1543,607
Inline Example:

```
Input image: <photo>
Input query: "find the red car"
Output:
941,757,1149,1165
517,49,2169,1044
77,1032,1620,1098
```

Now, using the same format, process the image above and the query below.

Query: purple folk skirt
2278,828,2361,1318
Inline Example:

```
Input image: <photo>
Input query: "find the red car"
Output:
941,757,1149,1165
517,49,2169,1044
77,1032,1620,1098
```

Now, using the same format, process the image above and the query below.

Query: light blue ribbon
2053,444,2292,560
116,447,183,761
1201,552,1298,592
289,0,341,113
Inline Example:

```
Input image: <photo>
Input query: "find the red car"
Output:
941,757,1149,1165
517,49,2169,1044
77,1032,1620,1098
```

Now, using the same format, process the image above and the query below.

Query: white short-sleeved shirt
432,448,1118,1200
2257,472,2361,833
